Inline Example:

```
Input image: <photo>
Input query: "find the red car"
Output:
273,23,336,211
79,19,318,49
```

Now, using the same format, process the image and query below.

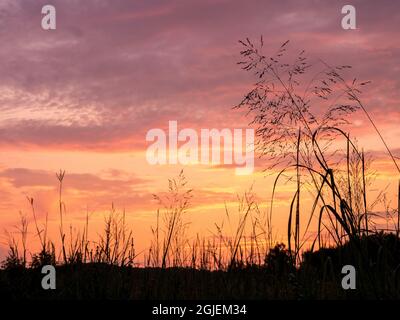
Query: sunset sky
0,0,399,261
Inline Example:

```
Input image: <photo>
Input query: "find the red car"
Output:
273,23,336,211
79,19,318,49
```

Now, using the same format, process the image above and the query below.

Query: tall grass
1,170,275,271
1,40,399,287
235,38,400,263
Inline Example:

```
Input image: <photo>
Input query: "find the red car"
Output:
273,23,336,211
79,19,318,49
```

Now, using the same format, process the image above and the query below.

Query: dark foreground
1,233,400,300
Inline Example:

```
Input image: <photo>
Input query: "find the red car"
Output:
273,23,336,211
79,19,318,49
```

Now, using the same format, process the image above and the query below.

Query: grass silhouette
1,40,400,300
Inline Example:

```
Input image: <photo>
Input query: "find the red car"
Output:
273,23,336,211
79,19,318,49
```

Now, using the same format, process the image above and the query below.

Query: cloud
0,167,144,190
0,0,398,151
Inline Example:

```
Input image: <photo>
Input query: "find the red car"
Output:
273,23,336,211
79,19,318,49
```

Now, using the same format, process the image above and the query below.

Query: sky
0,0,399,262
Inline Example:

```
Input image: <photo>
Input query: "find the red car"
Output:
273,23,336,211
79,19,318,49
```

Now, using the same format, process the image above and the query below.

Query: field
1,40,400,301
1,233,400,300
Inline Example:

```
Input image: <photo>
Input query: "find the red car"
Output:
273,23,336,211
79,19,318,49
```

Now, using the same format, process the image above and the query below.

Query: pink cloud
0,0,397,155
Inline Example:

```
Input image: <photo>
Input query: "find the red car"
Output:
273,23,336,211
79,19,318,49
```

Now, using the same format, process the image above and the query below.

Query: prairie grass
1,163,399,299
1,40,400,299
